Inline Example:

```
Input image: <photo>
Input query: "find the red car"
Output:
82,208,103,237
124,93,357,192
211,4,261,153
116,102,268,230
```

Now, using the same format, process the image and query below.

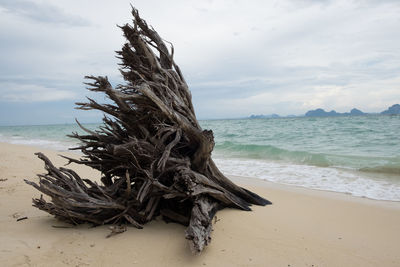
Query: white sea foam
213,157,400,201
0,135,72,151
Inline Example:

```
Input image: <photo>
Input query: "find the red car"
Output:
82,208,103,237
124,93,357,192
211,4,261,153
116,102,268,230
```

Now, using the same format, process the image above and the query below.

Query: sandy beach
1,142,399,266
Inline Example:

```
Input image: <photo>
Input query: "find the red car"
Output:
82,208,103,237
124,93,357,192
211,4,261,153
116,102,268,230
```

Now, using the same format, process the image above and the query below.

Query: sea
1,115,399,201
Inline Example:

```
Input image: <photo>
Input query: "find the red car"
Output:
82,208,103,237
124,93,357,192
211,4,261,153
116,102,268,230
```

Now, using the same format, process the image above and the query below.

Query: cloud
0,0,90,26
0,0,400,124
0,83,76,102
180,0,400,117
193,72,400,118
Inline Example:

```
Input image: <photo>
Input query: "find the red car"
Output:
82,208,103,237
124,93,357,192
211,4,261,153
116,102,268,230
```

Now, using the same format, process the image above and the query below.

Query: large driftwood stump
25,7,271,254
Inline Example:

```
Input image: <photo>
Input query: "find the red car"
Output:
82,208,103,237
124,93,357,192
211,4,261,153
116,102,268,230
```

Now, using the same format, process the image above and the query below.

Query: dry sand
1,142,399,266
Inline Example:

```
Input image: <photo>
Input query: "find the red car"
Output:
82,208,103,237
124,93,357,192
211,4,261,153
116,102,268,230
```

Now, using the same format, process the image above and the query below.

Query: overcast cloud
0,0,399,124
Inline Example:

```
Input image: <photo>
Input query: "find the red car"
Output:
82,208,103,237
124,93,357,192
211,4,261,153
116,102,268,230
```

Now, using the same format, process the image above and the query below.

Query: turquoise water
0,123,99,151
202,116,400,174
1,115,399,201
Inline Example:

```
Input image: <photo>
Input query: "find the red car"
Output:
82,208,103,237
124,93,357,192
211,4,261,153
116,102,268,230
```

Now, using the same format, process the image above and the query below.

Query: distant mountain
305,108,366,117
248,104,399,119
306,109,341,117
381,104,400,115
249,114,280,119
349,108,365,115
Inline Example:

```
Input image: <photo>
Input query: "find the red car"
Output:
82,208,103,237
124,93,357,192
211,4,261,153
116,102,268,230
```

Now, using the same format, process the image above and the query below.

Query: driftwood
25,7,271,254
16,216,28,222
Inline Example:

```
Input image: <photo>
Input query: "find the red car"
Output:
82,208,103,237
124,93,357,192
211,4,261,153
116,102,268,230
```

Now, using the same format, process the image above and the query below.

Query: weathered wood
25,6,271,253
16,217,28,222
185,196,219,254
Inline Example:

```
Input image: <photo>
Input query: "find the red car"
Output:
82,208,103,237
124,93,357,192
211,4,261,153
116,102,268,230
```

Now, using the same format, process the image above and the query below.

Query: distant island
249,114,280,119
249,104,400,118
381,104,400,115
305,108,366,117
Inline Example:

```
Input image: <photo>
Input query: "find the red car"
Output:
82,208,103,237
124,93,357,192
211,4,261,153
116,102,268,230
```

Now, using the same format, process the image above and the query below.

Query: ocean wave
0,135,72,151
216,141,333,167
213,157,400,201
214,141,400,175
360,165,400,175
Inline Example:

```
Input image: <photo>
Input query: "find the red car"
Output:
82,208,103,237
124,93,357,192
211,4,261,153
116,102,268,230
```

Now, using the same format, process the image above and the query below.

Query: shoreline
1,141,399,204
231,174,400,209
2,118,400,202
1,142,400,266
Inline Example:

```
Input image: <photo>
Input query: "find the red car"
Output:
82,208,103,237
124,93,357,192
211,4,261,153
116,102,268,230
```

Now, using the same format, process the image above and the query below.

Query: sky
0,0,400,125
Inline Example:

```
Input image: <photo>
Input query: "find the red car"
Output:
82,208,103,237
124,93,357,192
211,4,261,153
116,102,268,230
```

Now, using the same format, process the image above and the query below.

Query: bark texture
25,7,271,254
